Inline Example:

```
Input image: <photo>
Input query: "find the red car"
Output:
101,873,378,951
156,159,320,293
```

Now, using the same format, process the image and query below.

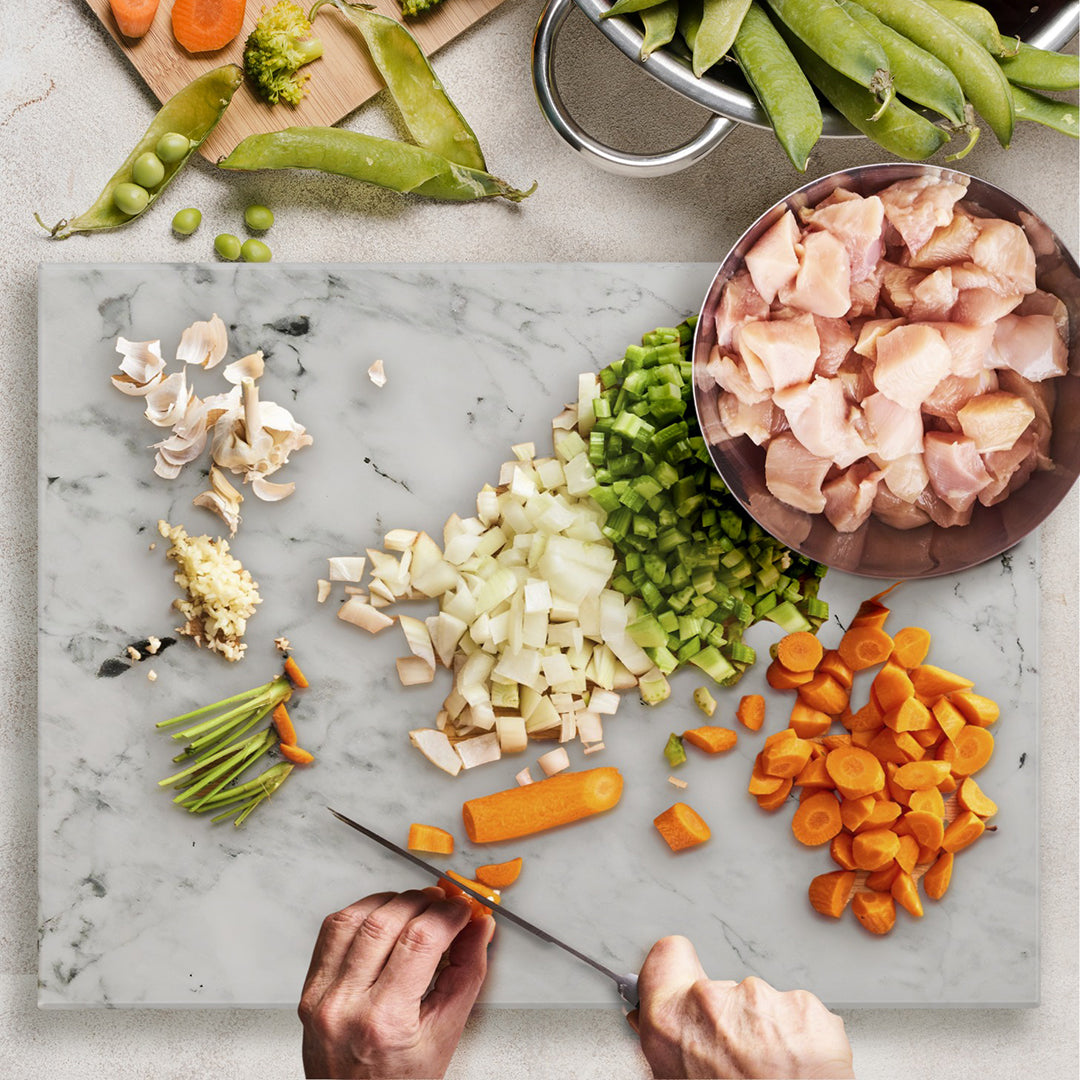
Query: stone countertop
1,1,1077,1076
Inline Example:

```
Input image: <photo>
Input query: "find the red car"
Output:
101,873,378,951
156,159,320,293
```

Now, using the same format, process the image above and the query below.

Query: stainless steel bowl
533,0,1080,176
691,163,1080,579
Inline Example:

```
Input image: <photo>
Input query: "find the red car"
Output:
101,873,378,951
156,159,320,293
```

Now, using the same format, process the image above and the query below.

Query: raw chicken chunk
873,324,952,410
922,322,996,377
957,391,1036,452
705,347,771,405
878,175,969,255
951,286,1025,325
853,317,905,360
873,452,930,504
971,218,1037,295
715,270,769,349
735,314,820,392
909,267,958,323
872,485,932,530
718,393,786,446
906,209,980,270
773,377,868,468
995,368,1055,458
1015,288,1070,341
979,430,1041,507
880,265,926,317
813,315,856,376
989,314,1069,381
744,211,801,304
802,193,885,282
916,486,975,528
823,462,882,533
922,370,999,428
862,392,924,460
779,230,851,318
765,433,832,514
848,263,885,317
923,432,992,511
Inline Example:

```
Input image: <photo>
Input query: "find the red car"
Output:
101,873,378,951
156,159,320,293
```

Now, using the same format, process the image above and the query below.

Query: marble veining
38,264,1037,1008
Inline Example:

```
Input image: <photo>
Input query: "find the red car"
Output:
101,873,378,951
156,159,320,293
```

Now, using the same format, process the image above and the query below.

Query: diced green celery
728,641,757,664
647,645,679,675
663,732,686,767
657,610,679,633
693,686,717,716
767,601,812,634
676,636,702,662
628,614,668,649
689,646,736,685
640,669,671,705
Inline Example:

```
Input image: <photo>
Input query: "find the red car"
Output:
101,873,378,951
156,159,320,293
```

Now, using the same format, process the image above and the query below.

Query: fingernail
484,917,496,946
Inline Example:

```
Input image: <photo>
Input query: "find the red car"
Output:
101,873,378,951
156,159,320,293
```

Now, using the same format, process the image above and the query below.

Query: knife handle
617,971,639,1010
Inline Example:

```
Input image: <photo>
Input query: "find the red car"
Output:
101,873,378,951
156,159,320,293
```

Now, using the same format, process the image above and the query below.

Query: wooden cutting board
85,0,510,160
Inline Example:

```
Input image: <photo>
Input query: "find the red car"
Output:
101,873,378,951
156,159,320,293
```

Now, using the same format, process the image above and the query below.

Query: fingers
625,1008,640,1033
637,935,710,1004
422,913,494,1032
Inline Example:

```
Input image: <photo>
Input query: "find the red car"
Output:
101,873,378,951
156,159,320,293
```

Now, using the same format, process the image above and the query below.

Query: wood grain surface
85,0,510,160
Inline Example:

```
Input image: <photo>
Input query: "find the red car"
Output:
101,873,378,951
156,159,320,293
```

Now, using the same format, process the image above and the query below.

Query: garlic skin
176,314,228,369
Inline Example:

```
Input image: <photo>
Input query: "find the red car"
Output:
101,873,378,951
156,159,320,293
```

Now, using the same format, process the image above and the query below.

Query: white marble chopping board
38,263,1038,1008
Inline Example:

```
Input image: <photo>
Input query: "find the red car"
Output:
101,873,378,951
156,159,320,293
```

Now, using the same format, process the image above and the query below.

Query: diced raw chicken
874,324,952,410
715,270,770,349
735,315,820,392
1015,288,1070,342
813,315,856,376
836,354,877,405
915,486,975,527
717,393,787,446
922,370,999,427
705,347,771,405
957,391,1036,452
923,431,992,511
764,432,833,514
878,175,969,255
979,430,1041,506
854,317,905,360
971,218,1037,295
872,484,932,530
906,209,980,269
862,392,924,460
989,314,1068,381
802,193,885,282
773,377,868,468
744,211,801,304
880,264,925,317
872,452,930,503
808,187,862,210
951,286,1024,325
823,462,883,533
921,322,996,377
848,263,884,317
909,267,958,323
995,368,1055,459
779,230,851,318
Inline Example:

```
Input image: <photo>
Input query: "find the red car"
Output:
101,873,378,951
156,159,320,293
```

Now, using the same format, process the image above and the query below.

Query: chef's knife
328,807,639,1008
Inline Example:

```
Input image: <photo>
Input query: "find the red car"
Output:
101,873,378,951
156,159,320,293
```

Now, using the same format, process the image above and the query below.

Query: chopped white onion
538,747,570,776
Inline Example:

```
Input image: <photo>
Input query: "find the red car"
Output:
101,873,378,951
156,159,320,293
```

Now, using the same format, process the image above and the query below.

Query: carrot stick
654,802,711,851
279,743,314,764
271,702,297,746
776,631,823,673
283,656,309,688
736,693,766,731
110,0,160,37
462,767,623,843
172,0,247,54
682,726,738,754
838,626,894,671
890,627,931,669
475,857,523,889
407,823,454,855
808,870,854,918
791,791,842,845
851,891,896,934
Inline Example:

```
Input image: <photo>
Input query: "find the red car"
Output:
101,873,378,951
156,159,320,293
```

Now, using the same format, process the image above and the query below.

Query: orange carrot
931,697,966,743
851,891,896,934
798,672,849,715
766,659,814,691
882,698,933,733
475,857,523,889
865,862,900,892
407,823,454,855
279,743,314,764
654,802,711,852
911,726,943,749
852,828,900,871
866,729,913,765
942,810,985,853
938,772,958,794
776,631,824,673
817,649,853,690
826,746,885,799
895,833,920,875
736,694,765,731
830,832,858,870
172,0,247,53
284,656,309,688
682,726,738,754
110,0,160,38
956,777,998,818
884,762,913,806
923,851,954,900
789,701,832,739
848,700,885,733
808,870,855,918
855,800,901,831
755,777,793,811
938,725,994,776
903,810,944,851
462,767,623,843
871,661,914,712
793,756,833,789
908,787,945,818
749,754,784,795
440,873,497,920
890,870,924,917
791,791,842,846
909,664,974,699
890,626,932,669
894,760,952,790
271,702,298,746
838,626,894,672
839,795,875,832
761,730,812,778
948,690,999,727
819,732,852,751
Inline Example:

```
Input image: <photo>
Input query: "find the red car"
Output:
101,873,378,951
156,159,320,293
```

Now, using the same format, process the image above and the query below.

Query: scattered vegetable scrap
682,726,738,754
664,733,687,768
736,693,766,731
752,586,999,934
368,360,387,388
407,823,455,855
654,802,711,852
474,857,523,889
693,686,717,716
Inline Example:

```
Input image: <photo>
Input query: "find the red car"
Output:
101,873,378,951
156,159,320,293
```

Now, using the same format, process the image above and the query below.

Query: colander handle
532,0,736,178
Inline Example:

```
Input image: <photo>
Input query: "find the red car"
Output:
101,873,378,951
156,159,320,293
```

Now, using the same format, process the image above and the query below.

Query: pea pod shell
38,65,243,239
678,0,704,52
639,0,680,60
218,127,534,202
999,43,1080,92
602,0,671,18
310,0,486,172
692,0,752,78
1011,85,1079,138
922,0,1017,56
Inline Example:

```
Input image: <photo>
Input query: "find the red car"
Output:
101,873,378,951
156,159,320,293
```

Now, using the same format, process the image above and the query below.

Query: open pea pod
310,0,487,172
37,65,243,239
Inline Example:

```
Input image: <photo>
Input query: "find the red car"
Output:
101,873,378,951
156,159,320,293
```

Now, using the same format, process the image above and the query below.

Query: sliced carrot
755,777,794,811
749,754,785,795
475,857,523,889
883,698,933,733
407,823,454,856
908,787,945,818
789,701,832,739
808,741,827,760
942,810,985,853
776,631,824,673
885,762,913,806
838,626,894,672
441,872,499,919
761,730,812,778
893,731,926,762
911,726,943,748
793,756,833,789
798,672,849,715
850,728,875,750
894,760,952,791
866,729,911,765
830,831,858,870
890,870,924,917
839,795,876,832
923,851,954,899
820,732,852,751
825,746,885,799
957,777,998,818
279,743,314,764
855,800,901,831
895,833,920,875
948,690,1000,727
791,791,842,846
851,891,896,934
171,0,247,53
917,841,941,864
808,870,855,918
852,828,901,871
817,649,853,690
283,656,309,688
766,659,814,691
849,598,891,631
932,697,966,742
736,693,766,731
889,626,932,669
654,802,711,852
682,726,738,754
938,725,994,777
903,810,944,851
909,664,974,699
848,700,886,733
271,702,298,746
865,862,900,892
938,772,958,794
110,0,160,38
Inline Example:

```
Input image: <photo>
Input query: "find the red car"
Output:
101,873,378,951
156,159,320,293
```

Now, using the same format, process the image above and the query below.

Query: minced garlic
157,520,261,662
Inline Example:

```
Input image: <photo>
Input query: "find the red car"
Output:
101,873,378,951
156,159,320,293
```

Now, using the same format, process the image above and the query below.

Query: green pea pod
36,65,243,240
218,127,535,202
762,0,893,112
779,23,948,160
922,0,1018,56
678,0,704,52
1011,85,1080,138
733,1,821,171
639,0,680,60
601,0,670,19
848,0,1015,147
693,0,752,78
836,0,966,125
310,0,486,172
999,43,1080,92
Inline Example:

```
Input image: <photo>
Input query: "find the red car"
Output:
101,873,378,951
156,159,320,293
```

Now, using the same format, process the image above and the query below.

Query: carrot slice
808,870,855,918
172,0,247,53
849,700,886,733
851,891,896,934
942,810,985,852
911,725,943,749
407,823,454,855
838,626,894,672
909,664,974,699
830,831,858,870
284,656,309,688
884,762,913,806
923,851,954,899
766,659,814,691
441,872,499,920
903,810,945,851
682,726,738,754
866,729,912,765
855,800,901,831
957,777,998,818
761,730,812,778
883,698,934,733
736,693,766,731
271,702,298,746
789,701,832,739
755,777,794,811
279,743,314,764
826,746,885,799
817,649,853,690
948,690,1000,727
793,756,833,789
938,725,994,776
840,795,875,832
894,760,952,790
820,732,852,751
798,672,849,715
791,791,842,846
931,697,967,743
654,802,711,851
475,857,523,889
110,0,160,38
895,833,920,875
908,787,945,818
865,862,900,892
889,627,932,669
776,631,824,673
852,828,901,871
749,754,785,795
890,870,924,917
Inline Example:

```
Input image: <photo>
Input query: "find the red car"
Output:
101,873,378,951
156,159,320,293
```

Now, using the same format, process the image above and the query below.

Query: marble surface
39,261,1038,1009
1,0,1076,1075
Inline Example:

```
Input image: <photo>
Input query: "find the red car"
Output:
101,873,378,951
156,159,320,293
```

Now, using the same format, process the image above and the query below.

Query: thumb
421,915,494,1032
638,935,709,1005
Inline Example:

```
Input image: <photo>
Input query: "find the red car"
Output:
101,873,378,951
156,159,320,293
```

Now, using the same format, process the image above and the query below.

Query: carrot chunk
283,656,309,688
271,702,298,746
838,626,894,672
172,0,246,53
923,851,954,900
826,746,885,799
808,870,855,918
855,800,901,831
839,795,875,832
654,802,711,852
749,753,785,795
791,791,842,846
942,810,985,853
789,701,832,739
736,694,766,731
852,828,901,871
894,760,952,790
830,832,858,870
440,873,498,920
909,664,974,699
931,697,967,743
903,810,945,851
407,823,455,856
883,698,934,733
798,672,849,715
895,833,920,875
865,862,900,892
948,690,1000,727
851,891,896,934
956,777,998,818
110,0,160,39
793,756,833,789
475,857,523,889
889,627,932,669
682,726,738,754
755,777,794,811
766,659,814,691
938,725,994,776
279,743,314,764
776,631,824,673
817,649,853,690
890,870,924,917
907,787,945,818
761,730,812,778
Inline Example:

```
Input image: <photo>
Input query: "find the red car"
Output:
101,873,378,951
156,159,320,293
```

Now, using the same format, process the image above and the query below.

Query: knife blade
327,807,639,1008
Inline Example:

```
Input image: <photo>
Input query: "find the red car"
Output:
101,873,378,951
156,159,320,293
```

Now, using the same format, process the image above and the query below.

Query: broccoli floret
399,0,446,17
244,2,324,106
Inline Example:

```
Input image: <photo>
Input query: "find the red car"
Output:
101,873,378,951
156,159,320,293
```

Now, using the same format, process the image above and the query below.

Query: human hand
298,887,495,1079
628,936,854,1080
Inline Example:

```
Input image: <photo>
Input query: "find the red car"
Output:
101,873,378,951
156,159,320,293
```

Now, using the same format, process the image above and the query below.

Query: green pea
214,233,242,260
132,151,166,190
240,238,273,263
156,132,191,163
172,208,202,236
114,182,150,217
244,204,274,231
